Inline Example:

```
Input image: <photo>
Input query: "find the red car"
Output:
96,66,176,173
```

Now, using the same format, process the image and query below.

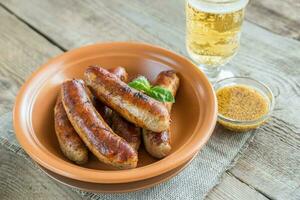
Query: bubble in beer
186,0,248,67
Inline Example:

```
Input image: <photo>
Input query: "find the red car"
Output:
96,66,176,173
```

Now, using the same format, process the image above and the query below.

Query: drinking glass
186,0,249,82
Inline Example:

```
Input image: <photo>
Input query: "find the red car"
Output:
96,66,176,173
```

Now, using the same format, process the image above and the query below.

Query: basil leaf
148,86,175,103
128,76,151,92
128,76,175,103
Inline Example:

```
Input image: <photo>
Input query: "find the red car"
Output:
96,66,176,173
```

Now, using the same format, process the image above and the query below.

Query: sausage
157,71,180,113
84,65,170,132
109,67,141,150
143,70,180,158
61,79,138,169
96,67,141,150
95,102,113,126
54,80,96,165
109,66,128,82
54,94,88,164
95,67,129,124
111,112,141,151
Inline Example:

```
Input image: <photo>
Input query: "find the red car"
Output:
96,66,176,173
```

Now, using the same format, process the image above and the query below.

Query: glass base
199,65,234,83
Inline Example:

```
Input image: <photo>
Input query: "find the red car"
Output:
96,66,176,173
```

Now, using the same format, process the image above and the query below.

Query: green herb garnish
128,76,175,103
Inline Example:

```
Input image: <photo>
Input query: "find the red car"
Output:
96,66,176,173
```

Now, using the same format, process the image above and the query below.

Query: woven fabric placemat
0,112,254,199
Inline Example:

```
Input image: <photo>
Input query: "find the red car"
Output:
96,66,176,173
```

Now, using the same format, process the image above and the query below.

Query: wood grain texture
230,118,300,200
206,172,268,200
0,145,82,200
246,0,300,40
91,1,300,198
0,137,266,200
0,8,81,199
0,0,299,199
0,0,168,50
0,6,61,116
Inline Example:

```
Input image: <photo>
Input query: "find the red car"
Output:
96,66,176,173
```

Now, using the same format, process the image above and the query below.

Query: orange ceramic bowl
13,42,217,184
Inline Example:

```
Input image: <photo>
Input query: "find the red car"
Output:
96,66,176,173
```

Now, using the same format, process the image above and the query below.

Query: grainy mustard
216,85,269,132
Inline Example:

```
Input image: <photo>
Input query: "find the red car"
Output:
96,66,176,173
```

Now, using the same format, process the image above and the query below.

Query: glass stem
198,64,221,82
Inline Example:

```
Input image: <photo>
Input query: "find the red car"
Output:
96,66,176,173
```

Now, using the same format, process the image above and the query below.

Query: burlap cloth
0,112,254,199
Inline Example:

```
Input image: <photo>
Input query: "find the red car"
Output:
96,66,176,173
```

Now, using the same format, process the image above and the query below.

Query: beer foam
188,0,249,14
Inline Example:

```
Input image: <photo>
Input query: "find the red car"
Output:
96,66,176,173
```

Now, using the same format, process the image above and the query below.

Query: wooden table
0,0,299,199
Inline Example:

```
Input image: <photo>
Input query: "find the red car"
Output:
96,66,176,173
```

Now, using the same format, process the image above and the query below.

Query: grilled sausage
54,80,96,165
108,67,141,150
54,94,88,164
97,67,141,150
96,111,141,151
109,66,128,82
95,102,113,126
111,112,141,151
143,70,180,158
84,65,170,132
88,67,127,124
61,79,138,169
157,71,180,113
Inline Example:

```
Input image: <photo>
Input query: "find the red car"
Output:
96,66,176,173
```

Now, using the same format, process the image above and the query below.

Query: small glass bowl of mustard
214,77,275,132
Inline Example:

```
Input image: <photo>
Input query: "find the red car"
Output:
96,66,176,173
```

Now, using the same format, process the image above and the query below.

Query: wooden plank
206,172,268,200
246,0,300,40
0,6,62,116
230,118,300,200
98,0,300,41
0,6,79,199
70,3,300,199
0,2,256,199
0,0,168,50
0,2,249,199
0,0,299,199
0,145,81,200
0,140,268,200
90,2,300,199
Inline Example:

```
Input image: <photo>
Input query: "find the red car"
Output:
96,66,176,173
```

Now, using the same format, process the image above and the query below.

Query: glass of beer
186,0,249,81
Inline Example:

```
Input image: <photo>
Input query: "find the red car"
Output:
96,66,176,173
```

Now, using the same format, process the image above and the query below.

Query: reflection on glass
186,0,249,81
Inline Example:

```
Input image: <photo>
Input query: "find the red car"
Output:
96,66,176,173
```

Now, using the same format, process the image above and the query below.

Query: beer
186,0,248,68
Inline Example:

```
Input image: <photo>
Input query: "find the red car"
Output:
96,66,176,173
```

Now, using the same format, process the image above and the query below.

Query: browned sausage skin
96,67,141,151
111,112,141,151
89,67,127,125
54,67,139,165
84,65,170,132
61,79,138,169
54,94,88,164
83,68,142,149
109,66,128,82
143,70,180,158
156,71,180,113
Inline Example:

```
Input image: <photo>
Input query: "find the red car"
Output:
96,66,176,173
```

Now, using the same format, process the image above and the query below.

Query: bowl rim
214,76,275,125
13,42,217,183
